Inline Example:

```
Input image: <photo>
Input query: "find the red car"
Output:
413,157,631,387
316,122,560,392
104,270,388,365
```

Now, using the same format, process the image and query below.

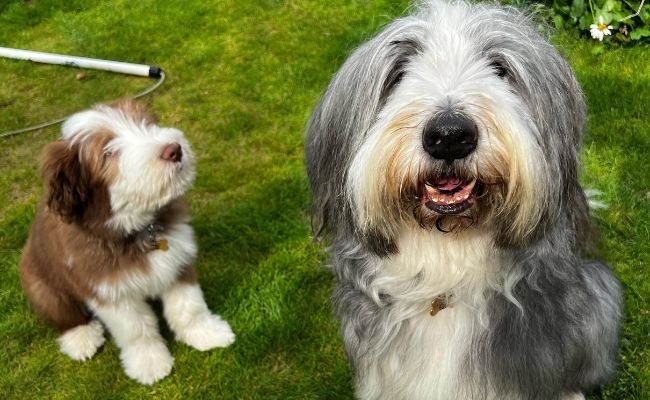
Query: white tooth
466,179,477,191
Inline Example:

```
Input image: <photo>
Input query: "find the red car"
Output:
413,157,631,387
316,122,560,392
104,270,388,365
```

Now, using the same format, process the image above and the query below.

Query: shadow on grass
188,166,354,398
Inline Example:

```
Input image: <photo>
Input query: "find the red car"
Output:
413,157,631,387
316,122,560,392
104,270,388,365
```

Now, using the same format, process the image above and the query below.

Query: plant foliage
551,0,650,43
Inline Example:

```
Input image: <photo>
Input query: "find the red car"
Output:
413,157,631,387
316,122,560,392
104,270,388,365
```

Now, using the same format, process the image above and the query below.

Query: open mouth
421,177,479,215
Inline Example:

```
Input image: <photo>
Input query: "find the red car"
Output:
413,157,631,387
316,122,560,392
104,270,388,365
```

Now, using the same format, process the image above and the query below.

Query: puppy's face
43,100,195,233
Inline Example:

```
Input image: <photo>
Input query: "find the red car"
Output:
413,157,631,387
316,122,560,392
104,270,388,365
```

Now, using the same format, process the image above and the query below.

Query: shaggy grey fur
306,1,622,399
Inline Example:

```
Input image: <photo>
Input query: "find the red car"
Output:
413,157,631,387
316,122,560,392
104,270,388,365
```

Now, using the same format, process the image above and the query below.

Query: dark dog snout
422,112,478,161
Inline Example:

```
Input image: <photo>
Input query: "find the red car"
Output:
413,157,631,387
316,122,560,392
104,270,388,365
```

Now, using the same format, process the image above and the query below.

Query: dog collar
146,224,169,252
429,294,453,316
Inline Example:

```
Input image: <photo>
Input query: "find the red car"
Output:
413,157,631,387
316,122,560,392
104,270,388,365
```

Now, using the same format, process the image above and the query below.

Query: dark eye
380,39,422,104
384,69,405,93
490,61,507,78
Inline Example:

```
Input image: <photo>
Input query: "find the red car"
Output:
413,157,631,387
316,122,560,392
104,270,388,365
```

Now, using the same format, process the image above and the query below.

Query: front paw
176,313,235,351
120,339,174,385
57,320,106,361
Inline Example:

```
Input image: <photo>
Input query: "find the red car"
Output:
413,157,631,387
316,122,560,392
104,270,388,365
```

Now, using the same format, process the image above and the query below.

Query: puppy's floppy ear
40,141,91,222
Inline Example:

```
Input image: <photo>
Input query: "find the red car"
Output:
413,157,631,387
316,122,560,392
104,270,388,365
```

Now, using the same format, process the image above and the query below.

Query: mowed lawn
0,1,648,399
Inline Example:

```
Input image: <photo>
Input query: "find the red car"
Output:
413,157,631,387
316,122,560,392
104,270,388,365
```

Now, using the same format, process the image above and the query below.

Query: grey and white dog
305,1,623,399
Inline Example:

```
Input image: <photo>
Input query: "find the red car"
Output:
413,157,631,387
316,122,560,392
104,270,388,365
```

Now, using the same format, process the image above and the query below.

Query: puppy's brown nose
161,143,182,162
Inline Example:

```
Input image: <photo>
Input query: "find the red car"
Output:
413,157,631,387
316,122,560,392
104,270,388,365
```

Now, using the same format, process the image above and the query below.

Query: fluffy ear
305,21,422,253
40,141,91,222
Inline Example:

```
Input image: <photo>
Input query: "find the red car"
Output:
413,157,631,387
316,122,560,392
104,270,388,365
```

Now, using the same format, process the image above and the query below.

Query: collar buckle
146,224,168,251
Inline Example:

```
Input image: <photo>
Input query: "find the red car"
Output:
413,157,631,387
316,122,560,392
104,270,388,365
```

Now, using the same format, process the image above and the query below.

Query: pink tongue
435,178,463,191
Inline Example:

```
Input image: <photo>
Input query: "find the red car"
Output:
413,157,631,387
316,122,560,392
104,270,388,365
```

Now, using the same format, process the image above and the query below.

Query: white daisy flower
590,16,613,41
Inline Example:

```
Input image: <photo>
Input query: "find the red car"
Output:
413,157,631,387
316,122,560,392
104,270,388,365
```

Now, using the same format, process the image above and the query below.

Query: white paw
176,313,235,351
57,320,106,361
120,339,174,385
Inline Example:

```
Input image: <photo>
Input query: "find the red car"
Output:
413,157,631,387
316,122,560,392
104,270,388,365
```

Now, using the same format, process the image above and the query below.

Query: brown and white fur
19,99,235,385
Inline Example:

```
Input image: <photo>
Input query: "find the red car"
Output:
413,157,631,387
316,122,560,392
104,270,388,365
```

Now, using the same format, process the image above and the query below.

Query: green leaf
579,14,593,30
602,0,623,13
570,0,586,18
553,1,572,17
630,27,650,39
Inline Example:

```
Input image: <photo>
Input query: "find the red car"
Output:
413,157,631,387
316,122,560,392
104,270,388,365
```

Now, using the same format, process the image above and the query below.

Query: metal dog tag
155,239,169,251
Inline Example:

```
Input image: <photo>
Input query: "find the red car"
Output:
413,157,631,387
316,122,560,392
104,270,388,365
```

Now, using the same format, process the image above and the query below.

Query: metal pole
0,47,162,78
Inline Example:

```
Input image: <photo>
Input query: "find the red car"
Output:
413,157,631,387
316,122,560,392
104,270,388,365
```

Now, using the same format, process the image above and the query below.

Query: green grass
0,1,648,399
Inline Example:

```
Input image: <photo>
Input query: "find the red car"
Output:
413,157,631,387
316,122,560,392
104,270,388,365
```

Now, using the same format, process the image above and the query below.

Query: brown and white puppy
19,99,235,384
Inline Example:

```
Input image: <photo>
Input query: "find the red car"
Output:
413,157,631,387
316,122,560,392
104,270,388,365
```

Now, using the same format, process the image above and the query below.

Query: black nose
422,112,478,161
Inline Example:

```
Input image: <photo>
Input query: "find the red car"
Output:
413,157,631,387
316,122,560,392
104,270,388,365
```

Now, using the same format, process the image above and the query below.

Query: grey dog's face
330,4,586,246
306,1,586,251
346,34,541,237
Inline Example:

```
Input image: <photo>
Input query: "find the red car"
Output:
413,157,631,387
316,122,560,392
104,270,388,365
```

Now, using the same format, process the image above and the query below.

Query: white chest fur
358,228,497,400
358,305,481,400
93,223,197,303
